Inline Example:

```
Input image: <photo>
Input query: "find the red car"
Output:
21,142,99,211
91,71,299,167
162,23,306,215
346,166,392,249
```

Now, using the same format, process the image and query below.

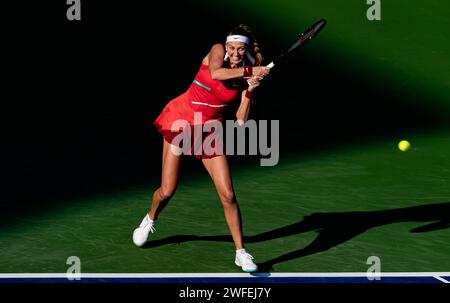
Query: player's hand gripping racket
266,19,327,69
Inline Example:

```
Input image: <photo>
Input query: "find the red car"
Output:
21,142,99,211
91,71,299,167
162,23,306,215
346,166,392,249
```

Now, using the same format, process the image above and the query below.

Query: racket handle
266,62,275,69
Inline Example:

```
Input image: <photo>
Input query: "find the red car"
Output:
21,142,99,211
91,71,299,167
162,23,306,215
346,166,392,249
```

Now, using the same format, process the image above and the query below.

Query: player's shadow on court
142,201,450,271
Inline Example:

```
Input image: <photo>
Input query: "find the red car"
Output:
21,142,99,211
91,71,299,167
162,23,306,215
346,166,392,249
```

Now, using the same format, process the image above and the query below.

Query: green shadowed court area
207,0,450,112
1,130,450,273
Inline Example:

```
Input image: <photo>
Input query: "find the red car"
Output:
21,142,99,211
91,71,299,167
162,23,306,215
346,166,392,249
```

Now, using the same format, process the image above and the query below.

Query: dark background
2,1,446,221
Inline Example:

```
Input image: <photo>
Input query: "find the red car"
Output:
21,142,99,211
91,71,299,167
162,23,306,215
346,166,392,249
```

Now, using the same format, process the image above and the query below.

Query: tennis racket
266,19,327,68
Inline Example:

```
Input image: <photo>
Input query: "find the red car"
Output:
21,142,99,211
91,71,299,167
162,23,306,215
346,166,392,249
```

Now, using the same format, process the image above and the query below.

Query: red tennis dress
153,64,242,158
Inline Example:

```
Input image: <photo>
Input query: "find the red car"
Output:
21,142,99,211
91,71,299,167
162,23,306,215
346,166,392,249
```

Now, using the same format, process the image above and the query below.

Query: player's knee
219,189,236,205
159,185,176,200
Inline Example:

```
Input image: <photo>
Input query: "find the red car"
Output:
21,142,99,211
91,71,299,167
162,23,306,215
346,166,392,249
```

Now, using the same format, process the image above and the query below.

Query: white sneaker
132,214,156,247
235,249,258,272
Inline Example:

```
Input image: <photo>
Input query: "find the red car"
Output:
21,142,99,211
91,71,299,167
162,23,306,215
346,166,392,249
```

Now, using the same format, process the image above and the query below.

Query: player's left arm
236,76,262,125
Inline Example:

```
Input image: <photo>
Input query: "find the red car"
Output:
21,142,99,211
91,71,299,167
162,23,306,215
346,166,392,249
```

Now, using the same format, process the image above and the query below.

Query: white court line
433,276,450,283
1,272,450,278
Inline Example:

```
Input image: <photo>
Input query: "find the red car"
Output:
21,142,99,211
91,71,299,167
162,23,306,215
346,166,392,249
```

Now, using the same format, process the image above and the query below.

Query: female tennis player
132,24,270,272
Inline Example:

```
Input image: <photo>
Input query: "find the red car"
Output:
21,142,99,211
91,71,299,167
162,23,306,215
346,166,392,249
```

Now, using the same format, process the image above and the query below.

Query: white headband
226,35,250,45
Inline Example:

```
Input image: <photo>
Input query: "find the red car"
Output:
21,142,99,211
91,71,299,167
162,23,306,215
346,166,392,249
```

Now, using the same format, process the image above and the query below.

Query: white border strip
191,101,228,108
1,272,449,278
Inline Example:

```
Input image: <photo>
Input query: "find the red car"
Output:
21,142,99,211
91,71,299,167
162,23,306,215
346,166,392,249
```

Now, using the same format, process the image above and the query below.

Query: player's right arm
207,44,269,80
208,44,244,80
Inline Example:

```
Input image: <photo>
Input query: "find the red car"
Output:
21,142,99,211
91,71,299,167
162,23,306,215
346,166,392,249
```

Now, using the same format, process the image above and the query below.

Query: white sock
236,248,246,254
146,214,156,223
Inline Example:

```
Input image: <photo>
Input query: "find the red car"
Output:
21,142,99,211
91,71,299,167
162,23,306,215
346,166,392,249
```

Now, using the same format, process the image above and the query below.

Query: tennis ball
398,140,411,152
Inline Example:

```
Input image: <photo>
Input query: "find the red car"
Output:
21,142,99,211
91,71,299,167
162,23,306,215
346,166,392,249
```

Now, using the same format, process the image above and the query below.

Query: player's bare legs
202,155,257,272
202,155,244,249
149,138,182,220
133,138,181,246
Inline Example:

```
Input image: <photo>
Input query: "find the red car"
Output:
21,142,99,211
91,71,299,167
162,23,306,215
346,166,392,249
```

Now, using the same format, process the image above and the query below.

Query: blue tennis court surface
1,273,448,283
